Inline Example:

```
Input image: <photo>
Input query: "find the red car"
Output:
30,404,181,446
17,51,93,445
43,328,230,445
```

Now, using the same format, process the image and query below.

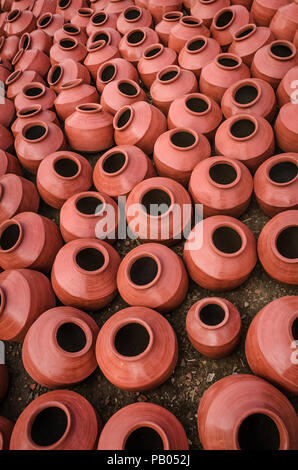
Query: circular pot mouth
91,11,108,26
113,105,133,131
184,93,211,115
5,69,22,85
111,319,153,360
74,244,109,274
269,41,296,61
123,423,169,451
19,32,31,51
266,158,298,186
22,120,49,142
208,159,241,188
58,0,71,10
117,79,140,97
53,154,81,180
76,103,102,113
231,80,261,108
126,29,146,46
22,82,46,99
186,35,207,53
273,225,298,262
87,39,106,52
143,43,164,59
162,11,183,22
157,65,180,83
140,185,175,219
62,24,81,36
100,149,128,175
124,6,143,22
169,128,198,150
7,9,21,22
77,7,93,17
17,104,42,118
0,219,23,252
98,61,117,83
54,318,92,356
37,12,53,28
213,7,235,30
228,115,258,141
60,78,83,90
58,37,78,50
12,48,24,66
216,53,241,70
211,223,246,257
195,298,229,330
89,30,111,46
48,64,63,85
74,192,105,217
127,253,162,289
180,16,202,27
233,23,257,42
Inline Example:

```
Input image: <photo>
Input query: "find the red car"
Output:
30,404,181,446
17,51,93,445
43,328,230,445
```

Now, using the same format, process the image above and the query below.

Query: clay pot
50,37,87,65
254,153,298,217
23,306,99,388
93,144,155,198
150,65,198,114
19,30,52,55
117,243,188,312
84,40,120,81
60,190,119,243
148,0,183,23
0,150,22,177
251,41,297,90
98,402,189,450
117,6,152,35
229,23,274,66
87,28,121,51
277,66,298,107
0,417,13,450
189,156,253,217
15,120,66,173
0,35,19,62
119,27,160,65
37,12,64,37
186,297,241,358
215,113,275,171
11,0,34,9
53,24,87,47
191,0,230,27
12,105,58,137
200,53,250,103
10,390,99,450
0,174,39,223
178,35,221,78
221,78,277,122
0,126,13,153
47,59,91,94
4,9,36,37
96,57,139,93
0,63,10,84
270,1,298,42
0,268,55,341
65,103,114,153
138,44,176,89
90,0,109,12
257,210,298,285
86,11,118,36
105,0,135,16
5,69,44,100
54,79,99,121
51,238,120,311
0,97,14,129
71,7,93,31
154,128,211,185
0,364,8,403
251,0,290,26
155,11,183,46
14,82,56,112
275,103,298,153
96,306,178,391
168,16,210,53
56,0,87,22
13,48,50,78
101,79,147,115
210,5,251,48
36,151,93,209
250,298,298,397
32,0,57,18
113,101,167,154
168,93,223,141
198,374,298,449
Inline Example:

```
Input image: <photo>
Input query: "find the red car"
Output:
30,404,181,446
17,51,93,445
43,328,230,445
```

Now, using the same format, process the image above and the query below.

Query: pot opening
118,81,138,96
20,34,30,50
76,196,103,215
141,189,171,215
56,322,87,353
50,65,62,84
292,318,298,341
270,43,293,58
186,97,209,113
117,108,131,128
76,247,105,271
102,152,126,173
182,17,199,25
199,303,225,326
54,158,79,177
230,119,255,139
0,223,20,251
24,86,43,97
127,30,145,44
6,70,21,84
78,8,92,16
92,32,109,44
125,427,164,450
31,407,68,447
171,131,196,148
115,323,150,356
125,8,141,20
215,10,233,28
101,64,116,82
24,125,46,140
130,256,158,286
145,45,162,57
235,25,254,39
269,161,297,184
92,12,107,24
212,226,242,254
276,226,298,259
164,12,181,20
234,85,259,105
59,0,71,7
209,163,237,185
159,69,178,81
7,10,19,21
63,24,79,34
18,106,40,117
59,38,76,49
38,14,52,27
238,414,280,450
187,38,206,51
217,56,239,68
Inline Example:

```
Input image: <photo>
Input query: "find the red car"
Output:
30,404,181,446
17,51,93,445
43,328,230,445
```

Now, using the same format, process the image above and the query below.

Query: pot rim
194,297,230,330
17,104,42,118
269,40,296,62
21,120,49,143
58,37,78,51
125,252,162,290
168,127,199,151
125,28,147,47
73,191,106,218
60,77,83,90
72,240,110,276
76,102,103,113
156,64,181,84
52,152,82,181
19,32,31,51
265,155,298,187
0,218,23,253
110,317,154,362
48,64,64,85
116,78,141,98
37,12,53,29
185,35,208,54
142,43,164,60
272,223,298,264
113,104,134,131
138,183,176,220
88,29,111,47
179,15,203,27
91,11,109,26
210,220,248,258
21,81,46,99
122,421,170,450
77,7,93,17
62,23,81,36
216,52,242,70
86,39,106,53
207,157,242,189
0,286,6,317
231,79,262,108
7,9,21,23
53,316,93,358
227,114,259,142
233,23,257,42
161,11,183,22
123,5,143,22
99,147,129,176
12,48,24,67
5,69,22,86
97,60,117,83
213,7,235,31
58,0,72,10
184,92,212,116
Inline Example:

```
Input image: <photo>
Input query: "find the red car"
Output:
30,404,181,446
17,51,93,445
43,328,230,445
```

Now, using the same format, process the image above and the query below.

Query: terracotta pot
87,28,121,50
0,126,13,153
257,210,298,285
86,11,118,36
5,69,44,100
47,59,91,94
210,5,251,48
60,190,119,243
0,35,19,62
113,101,167,154
65,103,114,153
229,23,274,66
36,151,93,209
138,43,177,88
0,268,55,341
150,65,198,114
0,150,22,177
32,0,57,18
154,128,211,185
191,0,230,27
221,78,276,122
270,1,298,42
155,11,183,46
96,57,139,93
0,174,39,222
168,16,210,53
51,238,120,311
19,30,52,55
0,365,8,403
277,66,298,107
251,40,297,90
71,7,93,31
53,23,87,47
12,105,58,137
10,390,99,450
215,113,275,171
119,27,160,65
198,374,298,449
93,144,155,198
56,0,87,22
275,103,298,153
98,402,189,450
117,243,188,312
101,79,147,115
54,79,99,120
200,53,250,103
96,306,178,391
186,297,241,358
0,63,10,84
84,39,120,81
50,37,87,65
254,153,298,217
0,97,14,129
252,0,290,26
37,12,64,37
178,35,221,78
4,9,36,37
117,6,152,35
189,156,253,217
15,120,66,173
13,48,50,78
105,0,134,17
148,0,183,23
14,82,56,112
11,0,34,10
0,417,13,450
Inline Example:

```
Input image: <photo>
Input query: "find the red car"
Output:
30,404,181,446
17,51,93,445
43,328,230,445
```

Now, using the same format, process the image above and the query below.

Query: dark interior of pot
125,427,164,450
60,38,76,49
54,158,79,178
24,86,43,97
127,30,144,44
141,189,172,215
93,32,109,44
164,12,181,20
171,131,196,148
292,317,298,341
63,24,79,33
116,108,131,128
50,65,62,84
24,124,47,140
102,152,126,173
30,407,68,447
235,25,254,39
39,14,52,27
125,8,141,20
269,161,297,184
182,18,199,25
0,224,20,251
21,34,30,50
118,82,138,96
215,10,233,28
234,85,259,104
59,0,71,8
230,119,256,138
212,226,243,254
100,64,115,82
18,107,39,116
276,226,298,259
271,43,293,58
186,96,209,113
199,303,225,326
7,10,19,21
238,413,280,450
187,38,206,51
56,322,87,353
92,13,107,24
145,45,162,57
76,196,103,215
114,323,150,356
76,247,105,271
217,57,239,68
129,256,159,286
159,69,178,81
209,163,237,185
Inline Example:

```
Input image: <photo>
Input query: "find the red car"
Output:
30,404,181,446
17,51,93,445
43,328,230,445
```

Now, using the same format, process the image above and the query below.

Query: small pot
4,9,36,37
269,1,298,42
56,0,87,22
148,0,183,23
137,43,177,88
210,5,252,48
5,69,44,100
71,7,93,31
0,174,39,222
13,48,50,78
277,66,298,107
11,104,58,137
251,0,289,26
228,23,274,66
37,12,64,37
0,417,13,450
50,37,87,65
86,11,118,36
117,5,152,35
14,82,56,112
54,78,99,121
19,30,52,55
53,23,87,46
168,15,210,53
47,58,91,94
101,78,147,115
191,0,230,27
96,57,138,93
119,26,159,65
178,35,220,79
275,102,298,153
0,150,22,177
84,39,120,81
0,35,19,62
155,11,183,46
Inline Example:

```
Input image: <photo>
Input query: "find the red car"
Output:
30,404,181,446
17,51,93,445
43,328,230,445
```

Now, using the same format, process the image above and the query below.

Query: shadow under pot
0,361,8,403
98,402,189,450
191,0,230,28
12,47,50,78
183,215,257,291
14,82,56,112
147,0,183,24
116,243,188,313
189,156,253,218
47,58,91,94
116,5,153,35
5,69,44,100
10,390,100,450
275,102,298,154
100,78,147,115
277,66,298,107
197,374,298,450
0,268,55,342
96,306,178,391
118,27,159,65
49,37,87,66
4,9,36,38
254,153,298,217
37,12,64,37
186,297,242,358
228,23,273,66
137,43,177,89
210,5,252,48
54,78,99,121
168,15,210,53
0,150,22,177
51,238,120,311
257,210,298,285
96,57,139,93
84,39,120,81
11,104,58,137
178,35,221,79
0,417,13,450
0,173,39,223
155,11,183,46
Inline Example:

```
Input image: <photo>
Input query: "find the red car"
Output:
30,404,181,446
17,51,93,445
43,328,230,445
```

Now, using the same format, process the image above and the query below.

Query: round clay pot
0,96,15,129
0,150,22,177
150,65,198,114
105,0,135,17
198,374,298,449
113,101,167,154
200,53,250,103
184,215,257,290
117,6,152,35
22,306,99,388
229,23,274,66
37,12,64,37
0,417,13,450
12,48,50,78
96,306,177,391
189,156,253,217
50,37,87,65
4,9,36,37
10,390,100,450
0,364,8,403
65,103,114,153
191,0,230,27
277,66,298,107
54,79,99,121
0,174,39,223
93,144,156,198
178,35,221,78
19,30,52,55
0,126,13,153
54,23,87,46
210,5,251,48
119,27,160,65
98,402,189,450
254,153,298,217
56,0,87,22
0,35,19,62
32,0,58,18
138,43,177,88
71,7,93,31
15,120,66,174
275,102,298,153
87,28,121,50
60,190,119,243
251,0,290,27
221,78,277,121
52,238,120,310
117,243,188,312
270,1,298,42
168,16,210,53
148,0,183,23
86,11,118,36
12,105,58,137
215,113,275,171
153,128,211,185
36,151,93,209
186,297,242,358
96,57,139,93
155,11,183,46
14,82,56,112
257,210,298,285
5,69,44,100
47,58,91,94
0,268,55,341
84,39,120,81
101,79,147,115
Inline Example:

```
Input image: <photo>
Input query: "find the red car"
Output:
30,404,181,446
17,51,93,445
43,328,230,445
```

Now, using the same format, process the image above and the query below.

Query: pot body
20,30,52,55
178,36,221,79
119,27,159,65
210,5,251,48
0,97,15,129
48,58,91,94
251,0,290,26
12,106,58,137
0,416,13,450
277,66,298,107
138,44,177,88
191,0,230,27
116,6,152,35
86,11,118,37
0,35,19,62
54,81,99,121
37,12,65,37
13,48,50,78
229,24,274,66
53,24,87,46
168,16,210,53
101,79,147,115
4,9,36,37
275,103,298,153
96,57,139,93
56,0,87,21
0,150,22,177
49,39,87,66
14,83,56,112
0,126,13,153
71,7,93,31
6,70,44,100
0,174,39,222
105,0,134,17
270,1,298,42
155,11,183,46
